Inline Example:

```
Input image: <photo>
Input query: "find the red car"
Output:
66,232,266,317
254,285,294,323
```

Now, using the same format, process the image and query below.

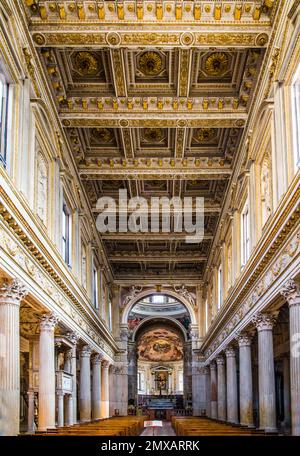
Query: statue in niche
261,155,272,226
36,153,48,224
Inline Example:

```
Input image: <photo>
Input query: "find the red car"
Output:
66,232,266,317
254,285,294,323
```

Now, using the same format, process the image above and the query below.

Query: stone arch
121,288,197,325
131,315,188,342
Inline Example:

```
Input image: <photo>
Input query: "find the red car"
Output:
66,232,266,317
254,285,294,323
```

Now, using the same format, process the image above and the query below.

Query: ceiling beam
92,205,222,214
79,166,232,180
61,113,247,129
101,233,213,241
31,29,271,49
108,253,207,262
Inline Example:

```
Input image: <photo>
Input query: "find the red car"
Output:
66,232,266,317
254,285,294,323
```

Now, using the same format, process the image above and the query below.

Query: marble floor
140,421,176,436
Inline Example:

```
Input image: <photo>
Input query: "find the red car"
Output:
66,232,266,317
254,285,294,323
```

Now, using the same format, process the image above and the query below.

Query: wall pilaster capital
252,312,277,331
209,361,217,372
92,353,104,365
80,345,92,357
0,278,28,304
40,312,59,332
204,366,210,375
280,279,300,307
102,359,110,369
225,346,236,358
236,332,252,347
216,355,225,365
66,331,80,345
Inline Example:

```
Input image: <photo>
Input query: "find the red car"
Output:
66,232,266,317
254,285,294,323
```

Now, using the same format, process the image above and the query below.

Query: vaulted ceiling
23,0,278,282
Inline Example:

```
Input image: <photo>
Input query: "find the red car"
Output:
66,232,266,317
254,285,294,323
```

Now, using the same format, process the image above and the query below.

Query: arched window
261,154,272,227
36,152,48,224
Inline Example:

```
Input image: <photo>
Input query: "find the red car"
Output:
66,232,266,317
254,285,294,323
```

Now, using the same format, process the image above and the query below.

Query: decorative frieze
0,219,114,359
204,226,300,359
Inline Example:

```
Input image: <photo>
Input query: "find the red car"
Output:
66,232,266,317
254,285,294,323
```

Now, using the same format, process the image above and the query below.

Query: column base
260,427,278,434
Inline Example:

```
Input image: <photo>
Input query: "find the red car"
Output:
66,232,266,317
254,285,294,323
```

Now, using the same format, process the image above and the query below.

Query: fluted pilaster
252,312,277,432
281,279,300,435
0,279,28,436
79,345,92,422
216,356,226,421
209,362,217,419
237,332,254,427
225,347,238,424
38,313,59,431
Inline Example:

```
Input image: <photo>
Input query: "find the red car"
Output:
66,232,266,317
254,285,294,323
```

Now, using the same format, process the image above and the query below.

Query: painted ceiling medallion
143,128,165,143
194,128,217,143
138,51,163,77
204,52,230,77
72,51,100,76
91,128,114,143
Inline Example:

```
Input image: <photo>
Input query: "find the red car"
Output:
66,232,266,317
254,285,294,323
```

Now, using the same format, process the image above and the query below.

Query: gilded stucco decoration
71,51,100,76
204,52,230,77
137,51,164,77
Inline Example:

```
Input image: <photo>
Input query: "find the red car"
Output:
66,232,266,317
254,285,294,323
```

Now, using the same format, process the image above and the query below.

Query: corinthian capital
102,359,110,369
80,345,92,357
236,332,252,347
225,347,236,358
216,355,225,365
0,278,28,303
92,353,104,365
280,279,300,306
40,312,59,331
252,312,277,331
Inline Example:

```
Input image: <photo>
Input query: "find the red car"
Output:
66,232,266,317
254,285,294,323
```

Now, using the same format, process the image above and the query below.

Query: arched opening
127,294,193,418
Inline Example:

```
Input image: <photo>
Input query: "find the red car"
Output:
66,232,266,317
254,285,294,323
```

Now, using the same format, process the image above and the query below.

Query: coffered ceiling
22,0,278,281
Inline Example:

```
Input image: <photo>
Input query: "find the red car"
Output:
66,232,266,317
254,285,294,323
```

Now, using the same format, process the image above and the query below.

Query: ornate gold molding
32,31,270,48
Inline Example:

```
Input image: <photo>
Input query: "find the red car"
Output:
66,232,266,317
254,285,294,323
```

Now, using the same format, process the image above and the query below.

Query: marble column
38,313,59,431
281,279,300,435
101,360,110,418
225,347,238,424
79,345,92,422
27,391,35,434
67,332,80,424
204,367,211,417
237,333,254,427
92,354,103,420
210,362,217,419
253,312,277,432
282,356,291,431
0,279,28,436
57,392,64,427
216,355,226,421
65,395,73,426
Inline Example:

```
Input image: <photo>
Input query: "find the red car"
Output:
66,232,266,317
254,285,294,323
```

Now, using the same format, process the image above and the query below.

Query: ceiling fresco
137,328,183,362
